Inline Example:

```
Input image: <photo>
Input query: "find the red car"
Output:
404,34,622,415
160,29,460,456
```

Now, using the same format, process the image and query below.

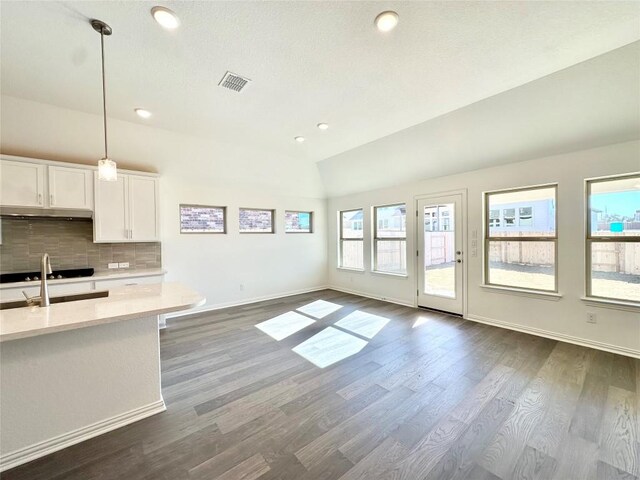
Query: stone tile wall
0,217,161,273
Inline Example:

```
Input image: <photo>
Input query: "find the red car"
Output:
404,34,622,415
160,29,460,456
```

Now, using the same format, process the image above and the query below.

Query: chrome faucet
40,253,52,307
22,253,52,307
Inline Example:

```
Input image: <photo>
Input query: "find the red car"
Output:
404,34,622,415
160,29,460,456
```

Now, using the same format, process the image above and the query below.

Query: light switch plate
118,262,130,268
108,263,119,269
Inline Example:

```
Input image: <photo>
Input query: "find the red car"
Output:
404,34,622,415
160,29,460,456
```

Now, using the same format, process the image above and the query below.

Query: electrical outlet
586,312,597,324
118,262,130,268
108,262,119,269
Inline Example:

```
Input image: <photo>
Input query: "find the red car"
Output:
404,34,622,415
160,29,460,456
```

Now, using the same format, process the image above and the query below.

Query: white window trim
584,172,640,304
339,209,364,270
480,283,562,301
484,184,558,293
372,203,407,275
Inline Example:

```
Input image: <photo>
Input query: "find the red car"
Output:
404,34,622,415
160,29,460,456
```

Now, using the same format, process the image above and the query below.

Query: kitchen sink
0,290,109,310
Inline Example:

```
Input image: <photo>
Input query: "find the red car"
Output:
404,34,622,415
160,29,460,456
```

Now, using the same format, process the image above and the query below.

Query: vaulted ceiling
2,1,639,164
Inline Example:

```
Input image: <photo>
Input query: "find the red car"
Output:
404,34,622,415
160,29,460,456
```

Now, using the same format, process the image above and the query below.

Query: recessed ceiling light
134,108,152,119
151,6,180,30
375,11,399,32
317,123,329,130
295,136,305,143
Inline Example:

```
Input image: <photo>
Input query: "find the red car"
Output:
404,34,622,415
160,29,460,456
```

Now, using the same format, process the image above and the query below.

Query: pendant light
91,19,117,181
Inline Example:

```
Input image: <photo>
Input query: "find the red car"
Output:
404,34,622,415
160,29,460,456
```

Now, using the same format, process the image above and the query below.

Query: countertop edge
0,296,205,343
0,269,167,290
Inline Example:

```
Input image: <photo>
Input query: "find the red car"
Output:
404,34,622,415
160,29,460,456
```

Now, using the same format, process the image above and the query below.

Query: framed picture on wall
179,204,226,234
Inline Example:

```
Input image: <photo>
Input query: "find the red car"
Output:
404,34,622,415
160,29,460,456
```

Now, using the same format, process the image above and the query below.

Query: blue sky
591,191,640,217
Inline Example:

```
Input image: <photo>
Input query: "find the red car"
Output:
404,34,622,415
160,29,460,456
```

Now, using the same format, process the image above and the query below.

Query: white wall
327,140,640,357
0,95,328,310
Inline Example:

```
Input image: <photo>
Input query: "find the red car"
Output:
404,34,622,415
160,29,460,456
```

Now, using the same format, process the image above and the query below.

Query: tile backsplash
0,217,161,273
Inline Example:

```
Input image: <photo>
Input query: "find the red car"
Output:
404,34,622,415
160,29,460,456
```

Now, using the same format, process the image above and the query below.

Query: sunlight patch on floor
292,327,368,368
334,310,390,339
412,316,431,328
296,299,343,319
255,311,315,340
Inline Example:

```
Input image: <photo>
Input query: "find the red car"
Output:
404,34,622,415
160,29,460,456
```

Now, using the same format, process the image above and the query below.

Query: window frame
339,208,364,270
373,202,407,275
179,204,227,234
484,184,558,293
284,210,313,234
239,207,276,234
585,172,640,304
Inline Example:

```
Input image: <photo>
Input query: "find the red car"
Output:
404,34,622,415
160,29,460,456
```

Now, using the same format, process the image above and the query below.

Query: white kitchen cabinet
0,160,46,207
128,175,160,241
48,166,93,210
93,173,160,243
94,173,129,242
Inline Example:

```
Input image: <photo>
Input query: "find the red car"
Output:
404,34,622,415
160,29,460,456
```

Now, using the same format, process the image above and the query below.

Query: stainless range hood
0,207,93,219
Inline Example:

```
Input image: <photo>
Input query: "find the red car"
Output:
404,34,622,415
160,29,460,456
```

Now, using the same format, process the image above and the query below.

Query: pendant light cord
100,27,108,159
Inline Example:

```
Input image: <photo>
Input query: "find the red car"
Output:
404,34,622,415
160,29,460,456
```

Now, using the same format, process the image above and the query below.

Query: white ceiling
1,1,639,164
318,41,640,197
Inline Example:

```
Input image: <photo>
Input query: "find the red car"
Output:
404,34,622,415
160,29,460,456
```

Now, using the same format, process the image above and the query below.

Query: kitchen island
0,282,204,471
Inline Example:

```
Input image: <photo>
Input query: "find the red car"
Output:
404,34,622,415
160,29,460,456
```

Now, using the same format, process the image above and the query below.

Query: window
489,209,501,228
503,208,516,226
373,203,407,274
180,205,226,233
285,211,313,233
485,185,557,292
586,173,640,303
519,207,533,226
239,208,275,233
339,209,364,269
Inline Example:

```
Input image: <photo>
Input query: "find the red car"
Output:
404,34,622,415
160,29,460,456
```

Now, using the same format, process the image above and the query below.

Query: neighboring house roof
347,210,363,221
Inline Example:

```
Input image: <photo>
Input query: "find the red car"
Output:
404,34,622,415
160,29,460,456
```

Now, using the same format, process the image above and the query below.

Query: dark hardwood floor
3,289,639,480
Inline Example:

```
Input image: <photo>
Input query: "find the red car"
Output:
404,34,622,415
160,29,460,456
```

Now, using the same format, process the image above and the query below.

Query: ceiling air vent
218,71,251,93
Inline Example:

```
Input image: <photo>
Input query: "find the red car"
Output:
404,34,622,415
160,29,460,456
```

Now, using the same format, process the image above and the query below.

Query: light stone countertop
0,282,204,342
0,268,167,290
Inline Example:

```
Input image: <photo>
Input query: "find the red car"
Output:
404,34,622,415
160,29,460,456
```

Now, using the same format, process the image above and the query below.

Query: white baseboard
165,285,330,319
0,399,166,472
465,314,640,359
328,285,415,308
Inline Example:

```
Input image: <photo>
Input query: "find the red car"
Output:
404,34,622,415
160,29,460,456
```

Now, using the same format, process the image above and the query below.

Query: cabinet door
0,160,46,207
129,175,160,241
48,166,94,209
94,173,129,242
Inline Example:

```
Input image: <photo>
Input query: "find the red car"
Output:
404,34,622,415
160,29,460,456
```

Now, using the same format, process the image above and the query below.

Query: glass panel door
417,194,464,314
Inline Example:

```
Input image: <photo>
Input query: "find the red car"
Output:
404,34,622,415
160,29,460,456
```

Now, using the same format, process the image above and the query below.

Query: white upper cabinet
94,173,160,243
128,175,160,242
48,165,93,209
94,173,129,242
0,160,46,207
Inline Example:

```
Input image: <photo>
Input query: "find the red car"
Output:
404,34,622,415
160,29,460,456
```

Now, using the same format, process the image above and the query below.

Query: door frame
414,189,468,316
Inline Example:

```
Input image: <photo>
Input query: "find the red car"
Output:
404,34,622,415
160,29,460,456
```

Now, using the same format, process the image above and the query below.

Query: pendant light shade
98,158,117,181
91,19,117,181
